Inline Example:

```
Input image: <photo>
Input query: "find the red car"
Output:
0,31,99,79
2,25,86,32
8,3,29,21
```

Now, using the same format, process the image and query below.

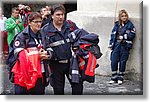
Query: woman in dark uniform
12,12,49,94
108,10,136,85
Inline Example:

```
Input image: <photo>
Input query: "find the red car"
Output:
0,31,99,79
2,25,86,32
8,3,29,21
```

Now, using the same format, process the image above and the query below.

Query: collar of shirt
11,15,20,21
29,26,42,40
47,20,71,33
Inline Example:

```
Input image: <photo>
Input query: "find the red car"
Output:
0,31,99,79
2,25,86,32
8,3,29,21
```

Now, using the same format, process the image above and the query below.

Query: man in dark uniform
41,4,83,95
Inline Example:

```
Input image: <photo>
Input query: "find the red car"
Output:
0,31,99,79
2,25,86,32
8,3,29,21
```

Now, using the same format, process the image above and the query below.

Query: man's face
12,10,19,18
41,8,49,15
52,10,65,25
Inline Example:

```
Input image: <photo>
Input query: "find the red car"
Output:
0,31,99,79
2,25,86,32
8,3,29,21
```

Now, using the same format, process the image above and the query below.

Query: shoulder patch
14,40,20,47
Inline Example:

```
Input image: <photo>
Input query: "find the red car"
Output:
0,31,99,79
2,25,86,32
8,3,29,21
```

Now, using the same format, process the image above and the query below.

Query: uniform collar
63,20,72,30
30,27,41,39
123,20,129,25
22,26,42,39
47,20,71,32
11,15,19,20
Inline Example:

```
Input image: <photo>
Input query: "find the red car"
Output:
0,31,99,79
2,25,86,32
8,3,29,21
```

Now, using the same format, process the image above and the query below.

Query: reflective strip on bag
72,70,79,74
79,57,85,70
71,32,76,39
79,60,85,67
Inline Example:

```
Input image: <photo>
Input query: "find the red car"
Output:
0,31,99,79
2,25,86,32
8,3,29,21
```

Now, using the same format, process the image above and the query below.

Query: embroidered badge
15,40,20,47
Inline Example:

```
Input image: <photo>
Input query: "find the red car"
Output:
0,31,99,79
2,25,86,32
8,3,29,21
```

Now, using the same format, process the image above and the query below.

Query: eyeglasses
32,20,42,24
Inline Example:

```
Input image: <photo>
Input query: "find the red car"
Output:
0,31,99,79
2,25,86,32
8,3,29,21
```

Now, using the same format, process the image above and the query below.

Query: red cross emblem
15,40,20,47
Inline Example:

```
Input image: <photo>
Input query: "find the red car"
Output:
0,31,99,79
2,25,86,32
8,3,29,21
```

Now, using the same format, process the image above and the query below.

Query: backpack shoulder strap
23,33,29,48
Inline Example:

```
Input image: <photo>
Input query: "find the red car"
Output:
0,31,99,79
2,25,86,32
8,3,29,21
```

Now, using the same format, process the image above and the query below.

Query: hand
108,47,112,51
119,35,123,40
40,54,49,60
16,20,20,24
39,48,49,60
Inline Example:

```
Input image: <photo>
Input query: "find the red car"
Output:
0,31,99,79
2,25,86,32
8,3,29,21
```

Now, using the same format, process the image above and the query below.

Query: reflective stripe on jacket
41,20,78,60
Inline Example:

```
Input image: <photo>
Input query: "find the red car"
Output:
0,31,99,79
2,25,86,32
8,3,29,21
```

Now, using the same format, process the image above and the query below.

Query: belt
58,59,69,63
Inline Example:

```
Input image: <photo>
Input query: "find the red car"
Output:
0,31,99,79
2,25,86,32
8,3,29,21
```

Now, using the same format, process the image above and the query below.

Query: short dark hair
51,4,65,15
28,12,42,22
40,7,47,13
11,7,19,13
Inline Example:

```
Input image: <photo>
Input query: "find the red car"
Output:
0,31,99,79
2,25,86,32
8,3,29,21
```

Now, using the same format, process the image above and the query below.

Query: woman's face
29,18,42,33
120,13,128,22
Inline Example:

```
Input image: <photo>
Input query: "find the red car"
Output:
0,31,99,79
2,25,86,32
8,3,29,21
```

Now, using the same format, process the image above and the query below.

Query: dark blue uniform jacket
109,20,136,50
41,20,78,60
7,26,50,86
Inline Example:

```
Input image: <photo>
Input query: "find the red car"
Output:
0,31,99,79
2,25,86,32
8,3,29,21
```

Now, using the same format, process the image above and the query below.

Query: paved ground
0,64,143,95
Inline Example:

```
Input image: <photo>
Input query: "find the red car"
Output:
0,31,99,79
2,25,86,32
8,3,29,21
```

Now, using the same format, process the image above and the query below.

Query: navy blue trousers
50,61,83,95
110,42,129,81
14,78,45,95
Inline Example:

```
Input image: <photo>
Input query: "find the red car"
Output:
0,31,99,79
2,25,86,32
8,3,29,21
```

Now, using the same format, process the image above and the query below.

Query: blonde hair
118,9,129,24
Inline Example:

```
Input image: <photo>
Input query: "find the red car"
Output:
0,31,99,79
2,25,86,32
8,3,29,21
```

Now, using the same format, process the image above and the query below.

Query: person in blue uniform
108,9,136,85
12,12,50,94
41,4,83,95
